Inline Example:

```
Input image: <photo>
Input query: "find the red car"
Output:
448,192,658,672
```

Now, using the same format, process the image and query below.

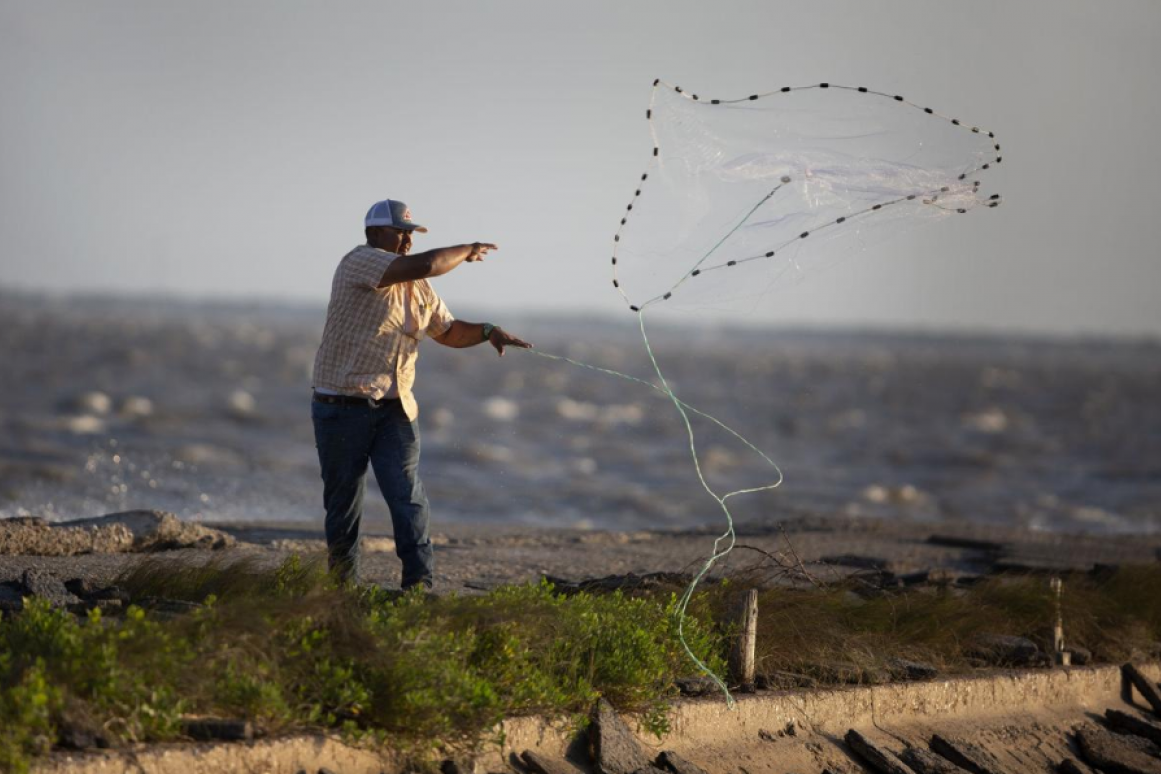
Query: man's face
379,226,413,255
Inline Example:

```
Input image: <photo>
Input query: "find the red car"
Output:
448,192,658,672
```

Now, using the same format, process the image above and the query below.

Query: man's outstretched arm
433,322,533,357
377,242,496,288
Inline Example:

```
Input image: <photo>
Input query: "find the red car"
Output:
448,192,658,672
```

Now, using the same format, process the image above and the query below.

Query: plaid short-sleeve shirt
311,245,455,420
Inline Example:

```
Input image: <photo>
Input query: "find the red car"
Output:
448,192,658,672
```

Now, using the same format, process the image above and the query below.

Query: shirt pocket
377,293,406,337
411,301,432,341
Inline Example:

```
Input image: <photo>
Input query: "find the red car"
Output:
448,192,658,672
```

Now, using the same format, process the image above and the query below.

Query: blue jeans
311,397,433,588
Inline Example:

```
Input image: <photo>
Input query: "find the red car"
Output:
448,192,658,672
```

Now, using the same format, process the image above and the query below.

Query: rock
58,722,108,750
1123,663,1161,717
631,768,668,774
657,750,710,774
967,634,1043,667
22,569,82,608
816,661,889,685
845,729,916,774
0,583,25,613
930,735,1007,774
0,518,133,555
1076,727,1161,774
65,578,95,598
1106,708,1161,746
675,677,718,696
902,747,970,774
0,510,234,556
1071,647,1093,666
64,510,236,552
888,658,939,681
522,751,586,774
180,717,253,742
756,671,819,690
91,585,131,603
4,516,47,527
440,759,466,774
590,698,652,774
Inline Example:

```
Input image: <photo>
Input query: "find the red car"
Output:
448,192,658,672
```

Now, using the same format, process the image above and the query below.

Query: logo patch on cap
403,208,413,222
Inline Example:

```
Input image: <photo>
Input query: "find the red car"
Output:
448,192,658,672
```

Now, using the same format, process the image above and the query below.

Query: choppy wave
1,290,1158,535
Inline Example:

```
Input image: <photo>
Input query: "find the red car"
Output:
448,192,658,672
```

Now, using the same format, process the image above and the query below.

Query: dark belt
312,390,398,407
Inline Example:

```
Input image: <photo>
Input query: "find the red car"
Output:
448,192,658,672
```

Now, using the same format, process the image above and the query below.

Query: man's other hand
488,327,532,357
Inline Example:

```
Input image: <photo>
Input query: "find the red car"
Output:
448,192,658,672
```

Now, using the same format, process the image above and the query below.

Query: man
311,198,532,590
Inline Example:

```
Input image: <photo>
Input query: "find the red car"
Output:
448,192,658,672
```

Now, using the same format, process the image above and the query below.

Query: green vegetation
746,566,1161,684
0,555,722,773
1,555,1159,773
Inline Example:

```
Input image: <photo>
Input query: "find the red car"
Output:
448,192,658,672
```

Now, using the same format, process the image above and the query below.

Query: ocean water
1,291,1159,535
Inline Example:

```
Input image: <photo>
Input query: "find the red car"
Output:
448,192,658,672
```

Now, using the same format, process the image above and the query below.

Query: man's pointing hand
466,242,498,262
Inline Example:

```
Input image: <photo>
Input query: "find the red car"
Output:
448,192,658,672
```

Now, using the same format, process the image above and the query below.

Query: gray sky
2,1,1159,336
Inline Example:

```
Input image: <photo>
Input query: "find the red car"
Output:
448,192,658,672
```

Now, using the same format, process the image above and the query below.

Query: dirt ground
3,513,1159,592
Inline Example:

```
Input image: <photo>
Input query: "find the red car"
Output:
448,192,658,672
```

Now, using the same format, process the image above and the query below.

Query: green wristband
481,323,495,341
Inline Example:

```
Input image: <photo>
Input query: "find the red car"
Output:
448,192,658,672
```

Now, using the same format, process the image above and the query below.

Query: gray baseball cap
364,199,428,233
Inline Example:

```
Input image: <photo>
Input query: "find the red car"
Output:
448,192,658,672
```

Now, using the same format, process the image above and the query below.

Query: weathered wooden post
1051,577,1071,666
729,588,758,690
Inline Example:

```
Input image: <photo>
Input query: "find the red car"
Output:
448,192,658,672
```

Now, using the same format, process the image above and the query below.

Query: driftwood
930,735,1007,774
1122,664,1161,717
902,746,971,774
1106,708,1161,747
845,730,916,774
590,699,652,774
1076,727,1161,774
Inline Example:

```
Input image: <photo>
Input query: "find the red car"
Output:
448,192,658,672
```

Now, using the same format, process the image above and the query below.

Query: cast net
536,79,1003,704
612,81,1002,315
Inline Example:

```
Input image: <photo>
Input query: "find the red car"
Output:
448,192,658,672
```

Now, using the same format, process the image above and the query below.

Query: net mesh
613,82,1002,315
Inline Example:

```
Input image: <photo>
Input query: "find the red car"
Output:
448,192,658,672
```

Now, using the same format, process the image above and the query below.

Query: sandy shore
3,513,1159,593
